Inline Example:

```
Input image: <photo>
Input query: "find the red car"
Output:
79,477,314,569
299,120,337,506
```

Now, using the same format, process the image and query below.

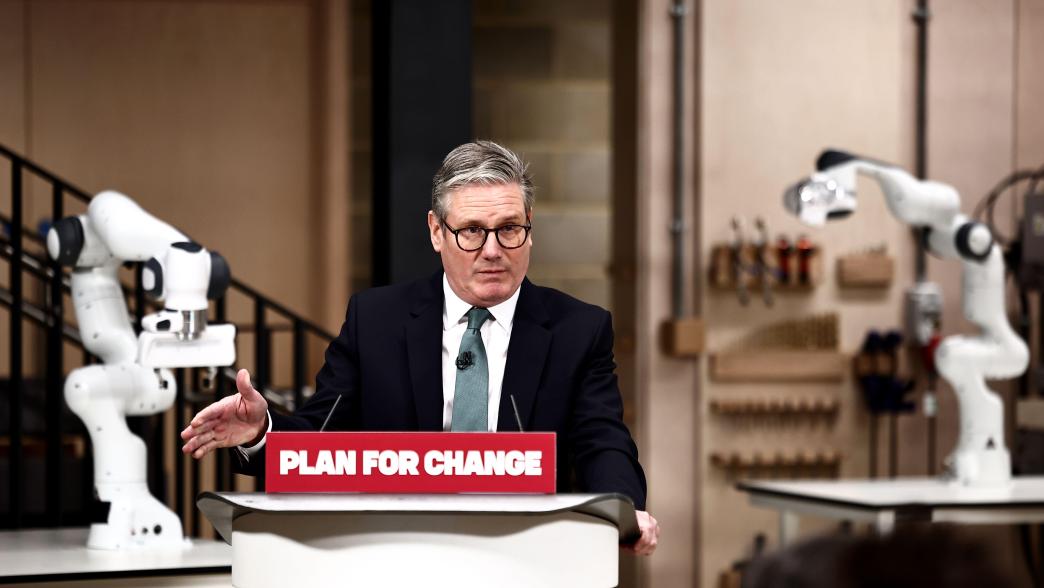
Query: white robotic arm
48,191,236,366
57,190,188,262
46,191,237,548
784,150,1028,485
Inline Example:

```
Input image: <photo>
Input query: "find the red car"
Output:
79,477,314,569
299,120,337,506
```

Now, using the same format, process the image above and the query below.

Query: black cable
973,168,1035,220
974,165,1044,246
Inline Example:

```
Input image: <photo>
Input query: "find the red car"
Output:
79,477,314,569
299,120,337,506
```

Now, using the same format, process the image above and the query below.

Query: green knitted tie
451,307,493,432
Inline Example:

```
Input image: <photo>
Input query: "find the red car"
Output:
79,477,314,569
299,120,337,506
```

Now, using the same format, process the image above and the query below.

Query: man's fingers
624,533,656,556
192,438,223,460
236,369,260,400
190,401,227,428
639,514,660,555
182,430,214,455
622,511,659,556
184,429,234,459
181,418,216,440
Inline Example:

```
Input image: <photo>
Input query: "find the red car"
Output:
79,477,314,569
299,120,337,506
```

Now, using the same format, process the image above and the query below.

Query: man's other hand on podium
624,510,660,556
181,369,269,459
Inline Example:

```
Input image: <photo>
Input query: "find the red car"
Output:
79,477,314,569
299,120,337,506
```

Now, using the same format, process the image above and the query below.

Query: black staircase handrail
0,205,307,431
0,211,336,341
0,145,337,341
0,202,323,414
0,144,92,203
0,145,92,204
0,234,316,372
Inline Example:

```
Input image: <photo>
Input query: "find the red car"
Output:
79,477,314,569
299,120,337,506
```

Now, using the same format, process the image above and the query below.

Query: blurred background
1,0,1042,586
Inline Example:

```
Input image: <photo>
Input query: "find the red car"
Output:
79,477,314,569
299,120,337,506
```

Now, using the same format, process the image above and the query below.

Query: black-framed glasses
441,221,532,251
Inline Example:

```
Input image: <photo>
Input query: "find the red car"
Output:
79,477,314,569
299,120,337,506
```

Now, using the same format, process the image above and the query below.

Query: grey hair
431,140,534,222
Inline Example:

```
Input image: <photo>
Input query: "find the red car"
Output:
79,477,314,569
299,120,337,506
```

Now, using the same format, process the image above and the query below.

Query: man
182,140,660,555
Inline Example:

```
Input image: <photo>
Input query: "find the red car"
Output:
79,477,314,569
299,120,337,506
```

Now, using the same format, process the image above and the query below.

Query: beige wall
27,0,316,329
0,0,26,153
1018,0,1044,168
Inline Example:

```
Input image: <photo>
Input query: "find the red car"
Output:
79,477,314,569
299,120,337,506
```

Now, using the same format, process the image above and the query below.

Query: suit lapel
406,272,445,431
498,279,551,432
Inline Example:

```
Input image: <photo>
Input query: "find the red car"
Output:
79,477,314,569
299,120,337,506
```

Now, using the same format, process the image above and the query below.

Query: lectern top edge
197,491,639,545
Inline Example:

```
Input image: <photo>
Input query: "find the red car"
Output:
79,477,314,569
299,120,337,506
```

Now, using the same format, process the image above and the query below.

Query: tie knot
466,307,492,331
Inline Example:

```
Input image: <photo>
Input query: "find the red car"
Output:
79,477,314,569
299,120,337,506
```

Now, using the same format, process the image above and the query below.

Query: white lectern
198,492,638,588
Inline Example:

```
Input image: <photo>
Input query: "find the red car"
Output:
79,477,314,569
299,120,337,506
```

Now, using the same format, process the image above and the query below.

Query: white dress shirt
440,274,520,431
240,276,521,456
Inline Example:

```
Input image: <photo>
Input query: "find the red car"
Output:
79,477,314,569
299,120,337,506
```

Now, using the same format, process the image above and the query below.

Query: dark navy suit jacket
234,272,647,509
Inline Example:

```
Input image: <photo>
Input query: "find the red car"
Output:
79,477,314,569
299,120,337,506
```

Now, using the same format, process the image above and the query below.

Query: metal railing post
174,368,185,522
214,297,228,492
190,367,201,538
45,182,65,526
9,160,24,528
254,301,268,494
293,319,305,410
255,301,269,391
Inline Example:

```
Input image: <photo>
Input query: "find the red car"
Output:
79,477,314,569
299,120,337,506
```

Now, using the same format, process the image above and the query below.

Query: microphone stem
510,394,524,432
320,394,343,432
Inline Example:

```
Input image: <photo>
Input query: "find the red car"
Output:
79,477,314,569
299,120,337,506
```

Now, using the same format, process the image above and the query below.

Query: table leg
873,511,895,536
779,511,799,546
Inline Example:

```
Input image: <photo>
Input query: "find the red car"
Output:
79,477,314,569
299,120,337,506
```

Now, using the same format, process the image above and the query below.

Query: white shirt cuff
236,410,273,460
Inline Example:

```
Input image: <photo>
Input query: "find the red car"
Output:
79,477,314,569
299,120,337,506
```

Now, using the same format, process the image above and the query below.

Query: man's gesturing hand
623,510,660,556
181,369,268,459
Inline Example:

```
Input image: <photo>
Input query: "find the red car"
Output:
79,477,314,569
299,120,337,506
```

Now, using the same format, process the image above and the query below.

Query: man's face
427,182,531,308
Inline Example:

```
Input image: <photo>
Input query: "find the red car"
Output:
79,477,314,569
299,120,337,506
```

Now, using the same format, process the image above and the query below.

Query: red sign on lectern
264,432,556,494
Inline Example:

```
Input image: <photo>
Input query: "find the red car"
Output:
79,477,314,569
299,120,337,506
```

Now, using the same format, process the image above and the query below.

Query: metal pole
9,160,24,528
214,296,228,492
889,412,899,478
293,320,305,411
912,0,929,280
869,414,878,478
190,368,201,537
253,300,268,495
669,0,688,319
45,182,65,526
133,264,146,330
255,301,268,392
174,368,185,521
913,0,937,476
913,0,929,182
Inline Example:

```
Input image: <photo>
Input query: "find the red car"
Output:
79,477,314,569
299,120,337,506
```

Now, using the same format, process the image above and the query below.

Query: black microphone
319,394,343,432
455,351,474,370
509,394,524,432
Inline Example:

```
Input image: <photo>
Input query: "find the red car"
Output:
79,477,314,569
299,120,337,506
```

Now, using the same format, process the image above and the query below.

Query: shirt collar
442,274,520,334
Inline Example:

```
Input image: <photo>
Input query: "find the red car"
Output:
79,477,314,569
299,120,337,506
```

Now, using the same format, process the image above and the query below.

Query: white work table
0,528,231,586
737,476,1044,545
